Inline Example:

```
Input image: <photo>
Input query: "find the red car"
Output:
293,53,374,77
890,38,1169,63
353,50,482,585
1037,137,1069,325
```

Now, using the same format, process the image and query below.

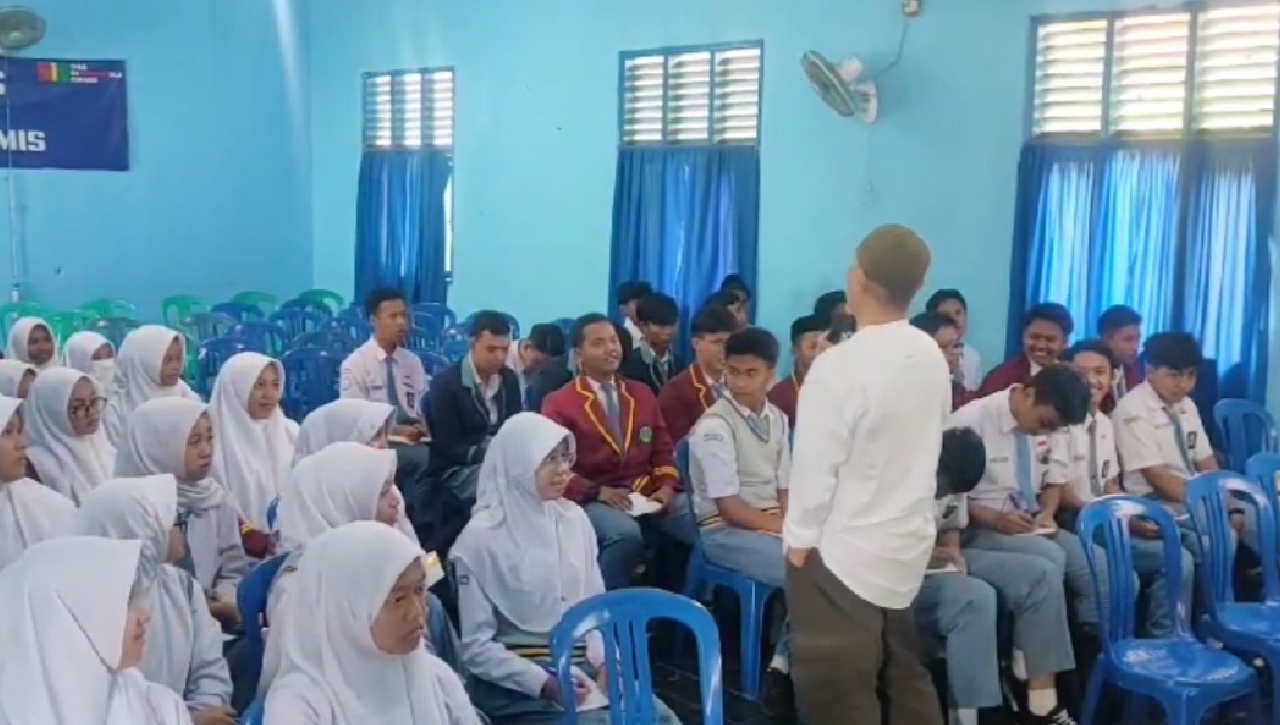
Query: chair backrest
279,297,333,319
326,316,372,343
234,321,289,357
92,316,143,348
1213,398,1277,472
1187,471,1280,608
406,326,435,351
551,317,575,337
237,554,288,649
550,588,724,725
292,329,356,356
297,289,344,316
197,337,247,397
232,291,279,314
81,298,136,319
441,323,468,344
269,309,326,340
281,347,342,420
1077,496,1190,648
441,339,468,363
184,312,238,343
161,295,207,328
1244,451,1280,501
211,302,267,324
413,349,450,377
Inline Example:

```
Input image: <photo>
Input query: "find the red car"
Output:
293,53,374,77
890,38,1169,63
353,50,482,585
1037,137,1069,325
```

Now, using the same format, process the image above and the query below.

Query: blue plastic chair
292,329,357,356
1077,495,1259,725
406,326,434,351
1244,451,1280,504
1214,399,1277,472
326,316,372,344
280,347,341,420
550,588,724,725
550,317,575,337
269,309,326,340
197,337,247,398
184,312,238,343
674,439,777,701
441,323,468,344
239,696,265,725
210,302,266,324
413,348,451,377
236,554,288,694
91,316,141,348
442,338,469,363
233,321,289,357
279,297,332,318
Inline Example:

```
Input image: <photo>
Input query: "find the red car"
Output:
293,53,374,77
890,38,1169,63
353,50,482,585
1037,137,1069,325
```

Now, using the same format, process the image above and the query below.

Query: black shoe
761,668,796,721
1025,705,1077,725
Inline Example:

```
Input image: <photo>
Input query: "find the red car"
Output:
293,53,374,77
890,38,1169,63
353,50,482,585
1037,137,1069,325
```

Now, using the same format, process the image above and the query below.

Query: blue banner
0,57,128,171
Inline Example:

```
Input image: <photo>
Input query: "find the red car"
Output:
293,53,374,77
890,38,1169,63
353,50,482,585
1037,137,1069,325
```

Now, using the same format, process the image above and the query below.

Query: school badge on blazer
639,426,653,443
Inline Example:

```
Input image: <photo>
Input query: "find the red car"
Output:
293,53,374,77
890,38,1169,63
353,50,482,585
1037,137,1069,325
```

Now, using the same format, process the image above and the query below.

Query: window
619,43,763,145
1031,3,1280,137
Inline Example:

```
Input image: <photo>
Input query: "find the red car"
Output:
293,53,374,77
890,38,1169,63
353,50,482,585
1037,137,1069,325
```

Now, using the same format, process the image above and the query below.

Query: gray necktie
602,381,623,443
1087,420,1102,497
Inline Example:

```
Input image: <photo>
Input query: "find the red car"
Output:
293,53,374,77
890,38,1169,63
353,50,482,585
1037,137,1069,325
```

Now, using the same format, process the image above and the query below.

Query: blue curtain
354,150,452,306
608,146,760,355
1007,138,1276,401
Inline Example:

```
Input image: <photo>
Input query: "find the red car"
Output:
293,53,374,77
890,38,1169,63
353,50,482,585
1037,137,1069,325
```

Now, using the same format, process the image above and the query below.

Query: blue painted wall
2,0,311,319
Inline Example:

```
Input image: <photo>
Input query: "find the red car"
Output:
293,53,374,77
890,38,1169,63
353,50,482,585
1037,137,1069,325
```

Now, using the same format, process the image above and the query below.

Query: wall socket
903,0,922,17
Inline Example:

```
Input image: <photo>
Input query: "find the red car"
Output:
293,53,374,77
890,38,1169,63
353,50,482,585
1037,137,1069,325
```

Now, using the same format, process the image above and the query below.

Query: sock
768,654,789,673
1027,688,1058,716
950,709,979,725
1011,648,1028,680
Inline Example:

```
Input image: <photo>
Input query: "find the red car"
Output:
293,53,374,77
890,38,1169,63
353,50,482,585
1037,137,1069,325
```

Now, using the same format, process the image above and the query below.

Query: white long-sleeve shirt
783,320,951,609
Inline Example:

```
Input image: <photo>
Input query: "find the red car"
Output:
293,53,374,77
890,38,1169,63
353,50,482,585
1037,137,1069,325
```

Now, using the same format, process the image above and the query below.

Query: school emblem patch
639,426,653,443
1187,431,1198,449
406,392,416,409
1102,461,1111,478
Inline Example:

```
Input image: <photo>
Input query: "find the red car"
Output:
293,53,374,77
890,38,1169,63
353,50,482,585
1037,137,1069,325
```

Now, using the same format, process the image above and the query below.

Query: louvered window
1031,3,1280,138
362,68,455,150
620,44,762,145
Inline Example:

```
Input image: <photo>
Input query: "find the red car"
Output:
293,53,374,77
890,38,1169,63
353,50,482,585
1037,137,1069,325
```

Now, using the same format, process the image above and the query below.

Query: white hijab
208,352,297,528
25,367,115,504
0,536,192,725
271,521,478,725
0,396,75,570
6,317,57,370
103,326,199,447
115,397,227,514
63,331,116,394
277,442,400,553
75,474,199,699
450,412,599,632
0,360,35,398
293,399,394,464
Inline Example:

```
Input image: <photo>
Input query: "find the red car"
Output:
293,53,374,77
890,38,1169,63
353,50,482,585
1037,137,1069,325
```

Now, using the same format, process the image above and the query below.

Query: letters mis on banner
0,57,129,171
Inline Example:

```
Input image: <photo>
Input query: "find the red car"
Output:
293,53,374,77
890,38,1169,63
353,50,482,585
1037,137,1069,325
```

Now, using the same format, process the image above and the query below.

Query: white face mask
90,358,116,391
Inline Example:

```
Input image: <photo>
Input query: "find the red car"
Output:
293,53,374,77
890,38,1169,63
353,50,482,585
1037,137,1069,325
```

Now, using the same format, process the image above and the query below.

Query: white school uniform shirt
783,320,951,609
1113,381,1213,496
1061,412,1121,504
623,317,643,347
947,389,1072,512
689,396,792,500
340,339,429,421
959,342,982,392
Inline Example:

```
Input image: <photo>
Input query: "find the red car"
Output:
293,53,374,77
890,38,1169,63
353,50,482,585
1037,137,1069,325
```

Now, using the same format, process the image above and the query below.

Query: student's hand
1129,518,1161,539
208,599,242,630
649,486,676,512
786,547,810,568
592,667,610,703
1032,511,1059,534
994,511,1037,535
597,487,632,511
190,707,237,725
392,424,424,442
540,674,564,704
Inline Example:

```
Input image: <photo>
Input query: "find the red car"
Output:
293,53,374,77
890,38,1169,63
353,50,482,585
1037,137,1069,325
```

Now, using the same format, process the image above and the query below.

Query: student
103,325,201,446
451,412,682,724
24,367,115,503
1053,340,1194,636
114,397,251,628
658,304,737,442
208,352,298,531
76,475,234,722
705,290,748,330
542,314,686,589
915,427,1077,725
427,310,521,536
910,312,971,411
7,316,57,370
0,536,193,725
0,359,35,398
0,395,75,569
1097,305,1144,411
616,280,653,347
925,289,982,392
951,366,1111,644
293,398,394,463
720,273,753,321
687,327,795,717
811,289,847,324
265,521,477,725
509,323,567,405
61,330,116,393
977,303,1073,398
768,314,825,427
524,338,575,414
620,292,684,395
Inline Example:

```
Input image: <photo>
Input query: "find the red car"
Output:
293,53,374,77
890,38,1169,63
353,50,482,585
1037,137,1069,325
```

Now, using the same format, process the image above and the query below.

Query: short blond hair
856,224,932,309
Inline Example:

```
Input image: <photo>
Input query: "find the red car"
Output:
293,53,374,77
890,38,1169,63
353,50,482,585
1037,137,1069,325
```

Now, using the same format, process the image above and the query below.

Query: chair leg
739,586,769,701
1078,662,1106,725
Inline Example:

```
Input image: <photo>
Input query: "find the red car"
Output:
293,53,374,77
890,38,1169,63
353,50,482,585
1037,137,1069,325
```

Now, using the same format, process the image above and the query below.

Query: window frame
617,40,765,148
1026,0,1280,140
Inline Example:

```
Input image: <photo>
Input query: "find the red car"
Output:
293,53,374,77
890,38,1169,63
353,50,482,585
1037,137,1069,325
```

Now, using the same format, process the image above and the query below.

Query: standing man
783,224,950,725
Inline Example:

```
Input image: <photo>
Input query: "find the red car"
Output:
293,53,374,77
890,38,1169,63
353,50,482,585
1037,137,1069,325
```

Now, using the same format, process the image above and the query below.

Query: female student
7,316,58,370
208,352,297,530
25,367,115,503
75,474,235,723
0,536,193,725
115,396,251,628
0,359,36,398
265,521,480,725
103,325,200,446
451,413,682,725
62,330,117,393
0,395,75,569
293,398,394,463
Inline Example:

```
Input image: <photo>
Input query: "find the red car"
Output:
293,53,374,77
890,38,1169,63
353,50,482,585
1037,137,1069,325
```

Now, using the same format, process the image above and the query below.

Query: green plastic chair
43,311,94,344
0,302,47,343
183,332,200,385
81,298,137,320
232,291,279,315
162,295,208,328
297,289,344,315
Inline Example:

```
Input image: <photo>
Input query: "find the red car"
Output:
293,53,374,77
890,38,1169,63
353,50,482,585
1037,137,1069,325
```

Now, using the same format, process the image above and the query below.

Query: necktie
1165,407,1197,473
1087,420,1102,497
1115,369,1128,399
1014,433,1041,513
385,356,412,423
602,381,623,446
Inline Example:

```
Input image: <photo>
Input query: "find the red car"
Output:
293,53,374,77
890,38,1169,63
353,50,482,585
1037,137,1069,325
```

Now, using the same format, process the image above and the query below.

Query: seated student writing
616,280,653,348
926,289,982,392
1051,341,1194,637
658,304,737,442
915,427,1078,725
451,413,682,725
619,292,684,395
0,395,76,570
509,323,567,407
977,303,1073,398
0,359,35,398
1097,305,1144,413
542,314,687,589
7,317,57,371
911,312,972,411
767,314,825,427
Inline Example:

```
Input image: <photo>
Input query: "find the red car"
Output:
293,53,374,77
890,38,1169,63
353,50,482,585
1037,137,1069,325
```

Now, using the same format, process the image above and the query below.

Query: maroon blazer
768,372,802,427
658,365,718,443
951,380,974,412
542,376,680,504
976,356,1034,399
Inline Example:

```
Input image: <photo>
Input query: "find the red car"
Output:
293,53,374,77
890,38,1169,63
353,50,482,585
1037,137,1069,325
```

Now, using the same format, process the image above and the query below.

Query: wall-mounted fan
0,7,44,52
801,51,879,123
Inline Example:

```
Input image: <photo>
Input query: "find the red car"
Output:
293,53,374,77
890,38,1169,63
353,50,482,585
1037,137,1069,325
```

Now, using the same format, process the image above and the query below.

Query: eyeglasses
68,397,107,418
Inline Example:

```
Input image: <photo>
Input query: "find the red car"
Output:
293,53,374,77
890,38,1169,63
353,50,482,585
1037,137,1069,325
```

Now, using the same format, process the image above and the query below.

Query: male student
719,273,753,322
812,290,847,325
619,292,684,395
507,323,566,407
705,290,748,330
688,326,795,718
616,280,653,347
542,313,689,589
1097,305,1144,412
658,304,738,442
768,314,826,426
926,289,982,392
977,302,1073,398
915,427,1077,725
910,312,972,411
1051,340,1194,637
